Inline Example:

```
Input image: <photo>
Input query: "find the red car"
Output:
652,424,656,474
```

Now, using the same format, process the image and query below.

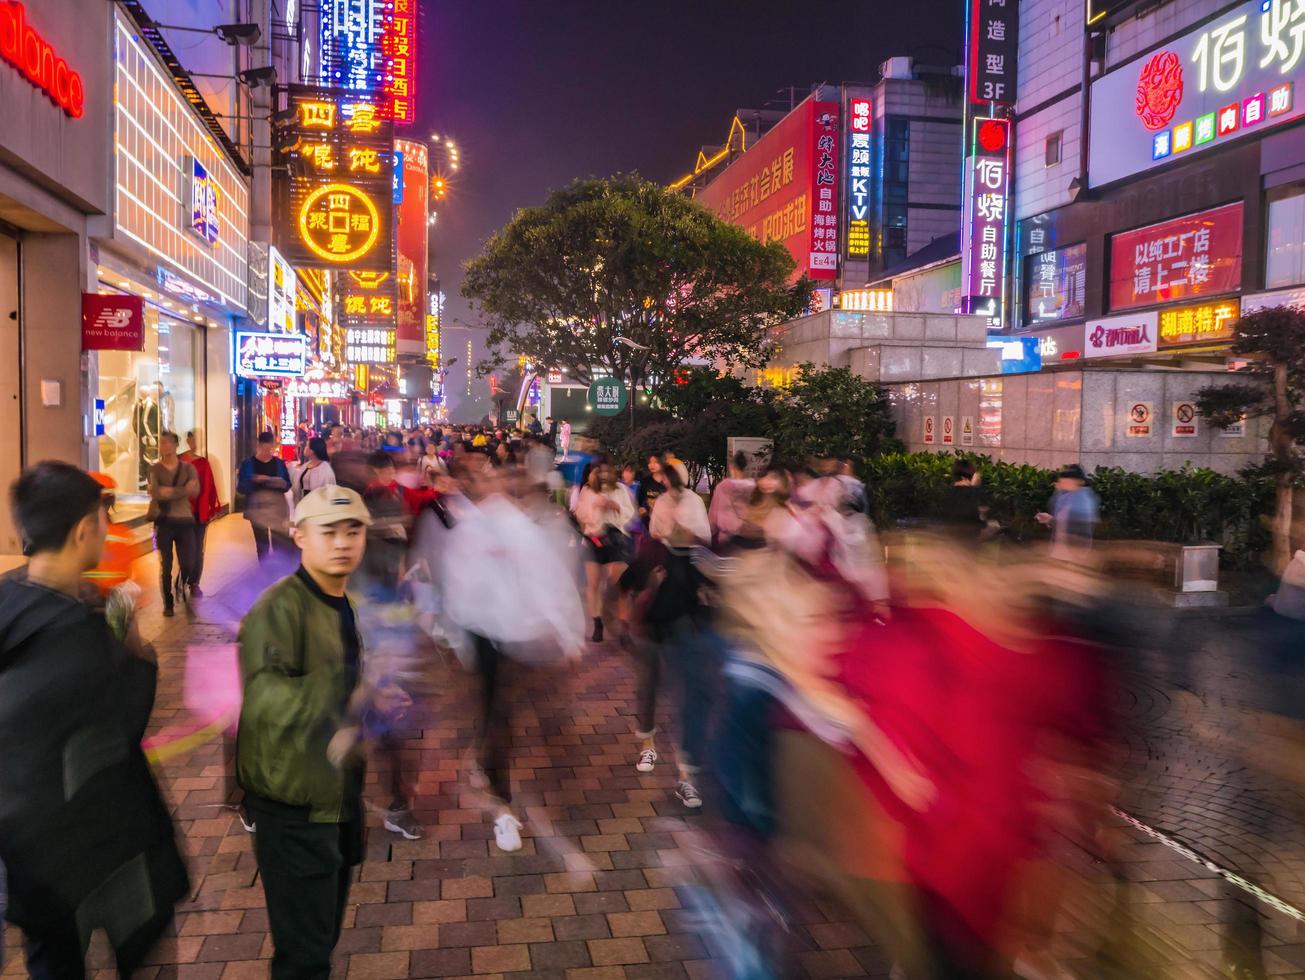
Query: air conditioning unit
880,56,913,80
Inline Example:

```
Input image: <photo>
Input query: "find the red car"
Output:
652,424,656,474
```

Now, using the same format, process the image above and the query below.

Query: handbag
146,462,183,525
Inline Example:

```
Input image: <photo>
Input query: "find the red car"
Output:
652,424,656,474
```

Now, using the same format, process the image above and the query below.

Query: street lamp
613,337,650,433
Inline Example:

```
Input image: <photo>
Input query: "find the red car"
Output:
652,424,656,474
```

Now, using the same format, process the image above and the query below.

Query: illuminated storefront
91,8,250,519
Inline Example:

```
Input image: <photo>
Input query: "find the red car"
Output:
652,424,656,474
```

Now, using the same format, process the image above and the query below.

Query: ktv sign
1090,0,1305,186
845,97,871,258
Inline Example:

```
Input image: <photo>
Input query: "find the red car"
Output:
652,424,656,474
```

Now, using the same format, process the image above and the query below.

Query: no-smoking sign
1126,401,1153,438
1172,401,1198,437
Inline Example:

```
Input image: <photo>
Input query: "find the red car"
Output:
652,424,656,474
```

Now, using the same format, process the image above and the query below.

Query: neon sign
845,97,871,259
0,2,84,118
961,116,1011,329
190,158,220,245
234,331,308,378
298,183,382,264
1157,298,1241,348
1091,0,1305,185
383,0,417,125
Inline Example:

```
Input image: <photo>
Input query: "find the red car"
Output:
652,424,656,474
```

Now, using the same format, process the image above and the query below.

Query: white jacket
575,485,636,538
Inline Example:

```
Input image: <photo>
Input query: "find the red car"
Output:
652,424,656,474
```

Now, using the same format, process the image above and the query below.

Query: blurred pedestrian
237,486,410,980
576,460,635,642
708,451,755,546
293,437,336,504
1,462,188,978
1036,464,1100,558
181,430,222,595
148,431,199,615
238,432,292,564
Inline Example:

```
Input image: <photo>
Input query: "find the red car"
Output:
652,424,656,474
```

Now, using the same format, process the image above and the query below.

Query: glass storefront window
1266,189,1305,290
95,299,204,520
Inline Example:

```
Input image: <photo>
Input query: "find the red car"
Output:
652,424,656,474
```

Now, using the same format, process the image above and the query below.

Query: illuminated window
1267,187,1305,289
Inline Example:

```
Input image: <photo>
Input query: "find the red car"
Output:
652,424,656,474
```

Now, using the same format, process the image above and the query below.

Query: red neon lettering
0,2,84,118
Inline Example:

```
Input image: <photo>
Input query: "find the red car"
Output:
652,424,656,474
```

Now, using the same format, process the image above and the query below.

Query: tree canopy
463,175,810,397
1195,304,1305,571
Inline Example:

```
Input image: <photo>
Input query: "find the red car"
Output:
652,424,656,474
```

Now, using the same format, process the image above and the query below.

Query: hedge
863,451,1274,568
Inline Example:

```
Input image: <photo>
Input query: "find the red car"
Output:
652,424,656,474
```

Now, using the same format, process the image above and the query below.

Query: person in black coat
0,462,188,979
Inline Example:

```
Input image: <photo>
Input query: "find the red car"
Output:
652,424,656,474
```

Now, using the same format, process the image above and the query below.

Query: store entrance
0,232,20,555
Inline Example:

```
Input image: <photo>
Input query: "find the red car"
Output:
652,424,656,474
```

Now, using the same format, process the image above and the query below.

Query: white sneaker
493,813,523,852
675,781,703,809
636,747,658,773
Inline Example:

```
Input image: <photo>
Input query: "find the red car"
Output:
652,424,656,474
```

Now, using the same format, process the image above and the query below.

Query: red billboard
1108,202,1243,312
694,99,840,281
81,293,143,351
394,138,428,356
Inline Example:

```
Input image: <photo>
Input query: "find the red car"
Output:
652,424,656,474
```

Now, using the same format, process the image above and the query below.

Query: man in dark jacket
237,485,409,979
0,461,187,978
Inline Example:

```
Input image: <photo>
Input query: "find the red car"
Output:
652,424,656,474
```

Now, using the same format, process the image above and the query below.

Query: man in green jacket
237,485,409,979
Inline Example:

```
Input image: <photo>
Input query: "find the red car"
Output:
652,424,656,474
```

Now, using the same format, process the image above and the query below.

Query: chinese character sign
1157,298,1241,347
809,104,840,277
234,332,308,378
273,86,394,272
346,326,396,364
339,270,397,330
383,0,417,124
962,116,1011,328
1023,242,1086,324
845,97,872,259
268,246,297,333
694,99,838,281
426,290,442,370
969,0,1020,104
1090,0,1305,186
1108,202,1243,311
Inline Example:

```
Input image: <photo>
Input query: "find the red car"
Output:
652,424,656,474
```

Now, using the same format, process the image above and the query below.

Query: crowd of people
2,413,1204,980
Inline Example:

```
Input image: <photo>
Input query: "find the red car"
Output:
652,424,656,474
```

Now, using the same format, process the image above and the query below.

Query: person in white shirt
292,437,337,503
708,451,756,546
575,460,636,642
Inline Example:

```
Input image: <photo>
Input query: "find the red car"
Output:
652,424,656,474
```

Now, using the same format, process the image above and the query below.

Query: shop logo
1090,321,1152,349
1136,50,1184,131
0,2,84,118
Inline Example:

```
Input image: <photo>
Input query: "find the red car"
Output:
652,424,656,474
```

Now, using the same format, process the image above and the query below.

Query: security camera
216,23,261,45
238,66,277,89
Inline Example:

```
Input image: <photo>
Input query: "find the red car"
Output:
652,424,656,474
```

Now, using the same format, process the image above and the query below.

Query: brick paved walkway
6,517,1305,978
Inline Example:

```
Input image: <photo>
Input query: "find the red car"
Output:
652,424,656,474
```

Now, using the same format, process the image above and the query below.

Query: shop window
95,297,203,520
1266,188,1305,289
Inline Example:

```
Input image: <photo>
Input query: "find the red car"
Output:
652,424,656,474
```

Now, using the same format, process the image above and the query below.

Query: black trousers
190,522,209,587
20,906,174,980
247,797,363,980
472,633,512,804
155,520,196,606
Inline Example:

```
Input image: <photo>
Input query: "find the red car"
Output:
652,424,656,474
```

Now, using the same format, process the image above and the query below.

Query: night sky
419,0,962,416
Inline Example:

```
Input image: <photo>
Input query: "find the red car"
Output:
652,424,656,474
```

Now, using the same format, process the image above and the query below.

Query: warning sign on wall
960,415,975,446
1126,401,1153,438
923,415,935,445
1171,401,1198,438
941,415,955,446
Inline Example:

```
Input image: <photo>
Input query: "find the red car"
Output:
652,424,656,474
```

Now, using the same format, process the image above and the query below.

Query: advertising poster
394,139,428,356
1108,203,1243,312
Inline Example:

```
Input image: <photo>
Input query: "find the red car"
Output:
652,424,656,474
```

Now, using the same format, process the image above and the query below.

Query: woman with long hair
293,436,337,503
575,460,636,642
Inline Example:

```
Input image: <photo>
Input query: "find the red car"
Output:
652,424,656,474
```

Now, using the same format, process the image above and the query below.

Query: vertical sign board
810,104,841,276
969,0,1020,104
961,117,1012,329
268,246,297,333
1126,401,1154,437
382,0,418,124
394,139,428,356
923,415,936,445
1172,401,1199,437
960,416,975,446
273,86,395,273
942,416,955,446
845,97,872,259
189,157,220,245
340,270,396,363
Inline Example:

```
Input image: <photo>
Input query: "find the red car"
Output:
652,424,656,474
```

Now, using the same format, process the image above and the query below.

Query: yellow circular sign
297,182,381,264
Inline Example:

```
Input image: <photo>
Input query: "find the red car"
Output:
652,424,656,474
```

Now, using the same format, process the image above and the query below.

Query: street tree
1194,305,1305,572
463,175,809,401
770,363,900,464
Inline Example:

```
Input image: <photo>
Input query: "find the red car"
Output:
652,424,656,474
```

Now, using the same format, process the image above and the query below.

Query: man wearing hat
236,486,409,979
